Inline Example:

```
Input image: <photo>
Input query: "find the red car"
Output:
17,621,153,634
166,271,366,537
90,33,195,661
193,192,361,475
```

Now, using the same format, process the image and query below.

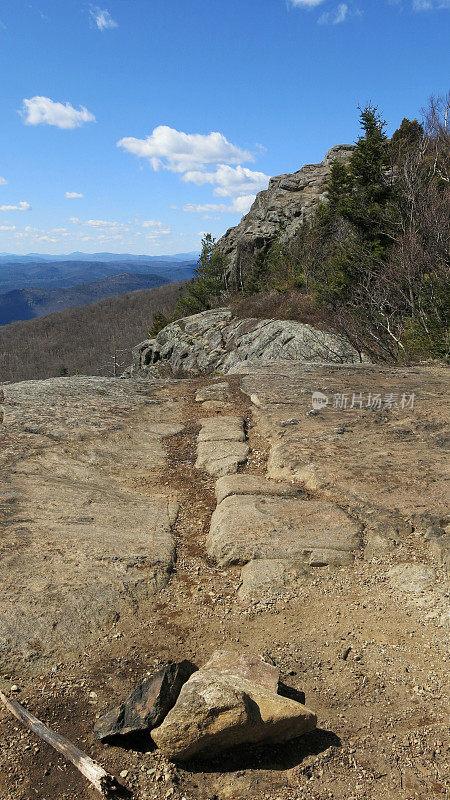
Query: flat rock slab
215,474,304,505
151,650,316,761
94,661,198,742
0,492,178,670
0,376,184,673
196,441,249,477
195,383,230,403
239,559,309,599
207,495,361,568
196,417,248,477
198,416,245,442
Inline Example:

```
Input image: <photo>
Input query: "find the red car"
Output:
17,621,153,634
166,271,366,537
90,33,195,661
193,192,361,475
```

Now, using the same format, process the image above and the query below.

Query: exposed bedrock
130,308,364,377
216,144,355,285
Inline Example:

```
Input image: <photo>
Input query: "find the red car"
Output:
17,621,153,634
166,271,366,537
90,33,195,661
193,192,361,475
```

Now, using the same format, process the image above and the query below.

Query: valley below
0,360,448,800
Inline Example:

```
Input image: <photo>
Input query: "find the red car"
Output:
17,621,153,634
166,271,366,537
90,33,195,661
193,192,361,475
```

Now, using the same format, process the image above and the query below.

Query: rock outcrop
129,308,363,377
216,144,354,285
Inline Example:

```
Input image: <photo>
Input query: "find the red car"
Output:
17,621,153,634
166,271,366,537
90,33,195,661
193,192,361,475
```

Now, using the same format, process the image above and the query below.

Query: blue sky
0,0,448,255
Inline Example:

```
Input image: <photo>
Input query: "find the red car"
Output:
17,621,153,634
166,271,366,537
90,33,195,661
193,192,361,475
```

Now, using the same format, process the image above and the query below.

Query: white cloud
117,125,253,173
290,0,326,5
0,224,16,231
318,2,349,23
182,164,269,197
65,191,84,198
0,201,31,211
335,3,349,21
232,195,257,214
89,7,118,30
145,230,172,240
413,0,450,7
183,195,255,215
85,219,129,230
140,220,172,237
21,96,96,129
0,177,7,185
141,219,166,228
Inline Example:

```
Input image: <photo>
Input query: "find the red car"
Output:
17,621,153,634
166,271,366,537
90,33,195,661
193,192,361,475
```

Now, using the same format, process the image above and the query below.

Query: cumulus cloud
21,96,96,129
0,201,31,211
65,191,84,198
183,195,256,215
117,125,253,173
118,125,265,223
182,164,269,197
318,3,349,23
0,224,16,231
0,177,7,185
89,7,118,30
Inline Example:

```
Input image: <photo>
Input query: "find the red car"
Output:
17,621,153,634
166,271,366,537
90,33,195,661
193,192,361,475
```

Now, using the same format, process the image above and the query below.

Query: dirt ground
0,367,448,800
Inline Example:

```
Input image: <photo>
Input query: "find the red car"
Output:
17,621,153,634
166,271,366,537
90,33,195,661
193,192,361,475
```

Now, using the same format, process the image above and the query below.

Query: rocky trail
0,364,448,800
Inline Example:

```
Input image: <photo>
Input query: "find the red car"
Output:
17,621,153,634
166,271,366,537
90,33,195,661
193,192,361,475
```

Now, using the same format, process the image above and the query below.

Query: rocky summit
216,144,354,284
0,354,448,800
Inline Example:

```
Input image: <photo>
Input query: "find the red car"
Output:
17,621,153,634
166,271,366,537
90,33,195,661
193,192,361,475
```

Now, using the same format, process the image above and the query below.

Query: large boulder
130,308,364,377
151,651,316,761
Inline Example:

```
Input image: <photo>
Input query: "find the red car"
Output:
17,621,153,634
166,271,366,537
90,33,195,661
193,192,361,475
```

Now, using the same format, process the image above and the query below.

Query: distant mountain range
0,272,174,326
0,258,197,295
0,250,197,326
0,251,199,264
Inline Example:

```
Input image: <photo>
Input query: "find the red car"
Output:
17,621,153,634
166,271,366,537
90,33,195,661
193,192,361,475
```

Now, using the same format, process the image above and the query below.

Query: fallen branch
0,690,120,797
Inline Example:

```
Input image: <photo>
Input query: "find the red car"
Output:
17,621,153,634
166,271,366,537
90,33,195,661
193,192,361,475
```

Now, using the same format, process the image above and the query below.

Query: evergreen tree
343,104,392,254
326,158,351,211
175,234,228,316
149,312,170,337
391,117,424,158
244,249,269,296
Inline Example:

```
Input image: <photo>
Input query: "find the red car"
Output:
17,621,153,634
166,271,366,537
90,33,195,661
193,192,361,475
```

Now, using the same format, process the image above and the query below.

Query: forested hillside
0,282,185,382
0,272,171,325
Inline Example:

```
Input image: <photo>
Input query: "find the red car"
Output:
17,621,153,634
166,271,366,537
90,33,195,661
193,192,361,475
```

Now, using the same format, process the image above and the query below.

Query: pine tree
326,158,351,211
175,234,228,316
343,104,392,253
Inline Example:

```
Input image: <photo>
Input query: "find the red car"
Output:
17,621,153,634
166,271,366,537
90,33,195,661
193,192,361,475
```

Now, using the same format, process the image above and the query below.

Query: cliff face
216,144,354,285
